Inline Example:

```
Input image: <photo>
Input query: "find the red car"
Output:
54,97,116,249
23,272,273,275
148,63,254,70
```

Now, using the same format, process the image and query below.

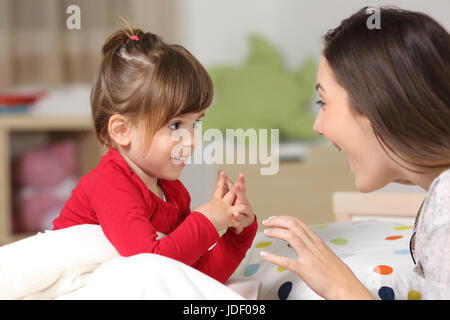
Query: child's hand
194,171,243,232
225,173,255,234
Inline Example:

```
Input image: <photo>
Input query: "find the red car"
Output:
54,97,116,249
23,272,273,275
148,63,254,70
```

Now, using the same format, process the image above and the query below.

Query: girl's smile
170,156,188,166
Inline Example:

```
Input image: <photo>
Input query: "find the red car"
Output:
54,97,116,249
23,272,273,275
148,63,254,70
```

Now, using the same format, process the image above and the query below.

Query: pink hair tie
126,35,140,44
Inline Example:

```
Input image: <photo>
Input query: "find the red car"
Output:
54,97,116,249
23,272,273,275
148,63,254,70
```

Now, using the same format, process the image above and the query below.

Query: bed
230,192,426,300
0,192,426,300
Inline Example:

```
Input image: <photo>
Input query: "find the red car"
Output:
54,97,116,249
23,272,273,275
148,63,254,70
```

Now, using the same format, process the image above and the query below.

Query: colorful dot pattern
408,290,421,300
255,241,272,248
278,281,292,300
330,238,348,245
385,235,403,240
378,286,395,300
373,265,393,275
230,220,419,300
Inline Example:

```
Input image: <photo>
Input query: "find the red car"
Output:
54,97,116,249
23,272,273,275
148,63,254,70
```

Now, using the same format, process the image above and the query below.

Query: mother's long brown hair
323,6,450,173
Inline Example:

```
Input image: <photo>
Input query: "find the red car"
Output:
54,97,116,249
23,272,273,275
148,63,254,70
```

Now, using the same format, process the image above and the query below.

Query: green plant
205,34,319,141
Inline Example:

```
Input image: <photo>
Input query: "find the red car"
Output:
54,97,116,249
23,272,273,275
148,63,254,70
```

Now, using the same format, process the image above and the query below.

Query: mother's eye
316,99,325,108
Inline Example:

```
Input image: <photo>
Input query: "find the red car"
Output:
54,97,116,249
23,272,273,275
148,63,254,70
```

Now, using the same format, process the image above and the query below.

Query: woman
261,6,450,299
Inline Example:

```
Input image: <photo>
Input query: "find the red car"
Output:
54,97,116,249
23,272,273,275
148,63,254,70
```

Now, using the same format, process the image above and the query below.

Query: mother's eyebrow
315,83,325,92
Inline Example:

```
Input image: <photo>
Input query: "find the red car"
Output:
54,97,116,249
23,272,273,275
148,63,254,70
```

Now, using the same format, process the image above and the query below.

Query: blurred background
0,0,448,243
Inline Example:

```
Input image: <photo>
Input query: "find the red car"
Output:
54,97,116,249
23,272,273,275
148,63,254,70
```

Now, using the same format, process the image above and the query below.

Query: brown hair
90,22,213,150
323,6,450,173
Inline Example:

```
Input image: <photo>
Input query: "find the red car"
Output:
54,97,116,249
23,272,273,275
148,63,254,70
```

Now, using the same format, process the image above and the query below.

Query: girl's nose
184,129,197,153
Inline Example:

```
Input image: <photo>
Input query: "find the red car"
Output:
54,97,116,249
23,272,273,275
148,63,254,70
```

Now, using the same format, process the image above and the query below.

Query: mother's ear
108,114,133,147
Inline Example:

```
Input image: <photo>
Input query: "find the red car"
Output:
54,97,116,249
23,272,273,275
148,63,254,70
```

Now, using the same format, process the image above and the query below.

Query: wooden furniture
332,191,426,223
0,114,101,244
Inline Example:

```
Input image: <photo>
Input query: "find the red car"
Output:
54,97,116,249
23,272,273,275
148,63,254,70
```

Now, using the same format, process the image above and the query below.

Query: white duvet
0,225,257,300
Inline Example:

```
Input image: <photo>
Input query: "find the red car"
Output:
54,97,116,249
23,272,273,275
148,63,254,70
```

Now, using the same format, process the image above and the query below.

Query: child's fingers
230,220,243,234
224,178,239,205
238,173,246,192
213,171,226,198
225,177,235,192
235,183,248,205
233,204,250,217
223,189,236,205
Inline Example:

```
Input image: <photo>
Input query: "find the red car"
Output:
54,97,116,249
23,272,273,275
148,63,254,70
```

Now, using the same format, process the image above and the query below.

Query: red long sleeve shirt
53,148,257,283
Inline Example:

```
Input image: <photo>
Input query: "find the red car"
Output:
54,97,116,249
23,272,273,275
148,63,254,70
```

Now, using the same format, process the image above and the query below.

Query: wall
176,0,449,69
175,0,445,224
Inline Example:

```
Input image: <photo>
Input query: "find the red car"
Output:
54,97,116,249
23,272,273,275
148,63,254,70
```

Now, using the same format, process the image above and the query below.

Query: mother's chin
393,178,414,185
352,169,395,193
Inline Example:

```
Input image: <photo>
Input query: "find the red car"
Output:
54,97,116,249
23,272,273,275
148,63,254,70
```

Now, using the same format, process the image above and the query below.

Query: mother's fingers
264,216,319,240
263,215,304,229
263,227,306,258
260,251,301,277
263,216,322,253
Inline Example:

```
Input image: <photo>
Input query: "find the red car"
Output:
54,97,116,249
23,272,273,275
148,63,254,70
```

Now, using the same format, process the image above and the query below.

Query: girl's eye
193,120,202,129
316,99,325,108
169,122,181,130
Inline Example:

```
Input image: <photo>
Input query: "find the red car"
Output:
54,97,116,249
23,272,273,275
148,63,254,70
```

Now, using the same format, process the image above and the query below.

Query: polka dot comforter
230,220,422,300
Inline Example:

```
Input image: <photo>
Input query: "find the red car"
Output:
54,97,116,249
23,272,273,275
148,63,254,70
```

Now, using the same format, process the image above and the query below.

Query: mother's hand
261,216,373,300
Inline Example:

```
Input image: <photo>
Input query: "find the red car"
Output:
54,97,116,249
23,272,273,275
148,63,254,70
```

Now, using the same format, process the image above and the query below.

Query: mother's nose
313,110,324,136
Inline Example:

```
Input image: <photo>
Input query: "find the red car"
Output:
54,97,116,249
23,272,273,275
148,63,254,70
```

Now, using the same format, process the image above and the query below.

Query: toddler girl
53,26,257,284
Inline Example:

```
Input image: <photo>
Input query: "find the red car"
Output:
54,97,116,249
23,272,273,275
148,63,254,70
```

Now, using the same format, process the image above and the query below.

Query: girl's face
313,56,403,193
128,111,205,182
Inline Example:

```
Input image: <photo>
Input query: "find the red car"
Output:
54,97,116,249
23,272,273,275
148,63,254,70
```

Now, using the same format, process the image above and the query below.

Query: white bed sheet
0,220,419,300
